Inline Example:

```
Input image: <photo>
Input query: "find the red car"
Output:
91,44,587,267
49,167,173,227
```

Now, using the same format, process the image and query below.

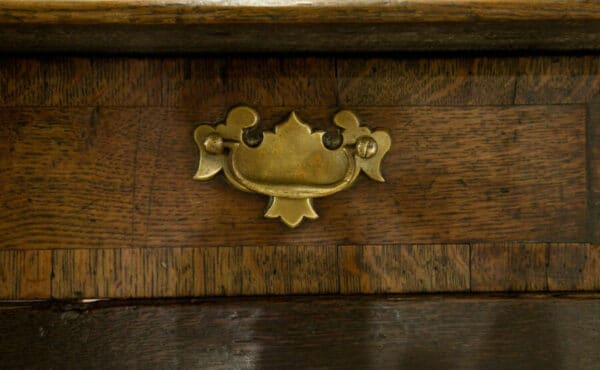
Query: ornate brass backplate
193,106,391,227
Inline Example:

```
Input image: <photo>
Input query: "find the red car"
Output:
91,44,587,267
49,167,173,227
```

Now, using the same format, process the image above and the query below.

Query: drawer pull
193,106,391,228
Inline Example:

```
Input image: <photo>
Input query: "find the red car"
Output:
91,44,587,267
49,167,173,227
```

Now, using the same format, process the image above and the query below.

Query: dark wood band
2,295,599,369
2,1,600,52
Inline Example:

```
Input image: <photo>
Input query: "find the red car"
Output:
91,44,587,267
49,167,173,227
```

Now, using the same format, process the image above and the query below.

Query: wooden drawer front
1,56,599,299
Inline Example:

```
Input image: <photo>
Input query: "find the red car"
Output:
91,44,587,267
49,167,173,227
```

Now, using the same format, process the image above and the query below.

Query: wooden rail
1,1,600,52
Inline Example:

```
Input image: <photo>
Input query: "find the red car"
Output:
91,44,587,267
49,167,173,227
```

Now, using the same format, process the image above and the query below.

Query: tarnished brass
193,106,391,228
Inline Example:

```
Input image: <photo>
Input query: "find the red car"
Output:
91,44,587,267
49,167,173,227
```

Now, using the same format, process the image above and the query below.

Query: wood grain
547,244,600,291
0,108,139,250
0,57,163,107
471,243,548,292
161,57,337,108
339,245,469,294
338,57,518,106
51,246,338,299
2,296,600,369
0,250,51,300
0,57,334,108
4,56,599,108
1,1,600,52
472,243,600,292
4,21,600,53
339,56,600,106
2,55,599,299
3,243,600,300
589,96,600,242
3,1,600,25
515,56,600,104
0,106,586,249
287,245,339,294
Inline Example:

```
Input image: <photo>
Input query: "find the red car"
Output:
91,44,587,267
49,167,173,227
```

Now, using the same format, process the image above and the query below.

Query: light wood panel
51,246,339,299
0,250,51,300
339,245,469,293
2,243,599,299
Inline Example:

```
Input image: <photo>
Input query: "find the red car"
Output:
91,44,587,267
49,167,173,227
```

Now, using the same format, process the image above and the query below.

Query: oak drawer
1,55,599,299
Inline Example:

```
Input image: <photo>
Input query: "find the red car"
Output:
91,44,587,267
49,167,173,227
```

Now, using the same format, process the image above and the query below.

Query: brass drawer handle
193,106,391,227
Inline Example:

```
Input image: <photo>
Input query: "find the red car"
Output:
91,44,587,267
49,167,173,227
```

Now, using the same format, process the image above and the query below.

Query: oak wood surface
1,1,600,52
1,55,599,299
547,244,600,291
2,56,599,107
50,246,340,298
0,57,336,107
471,243,549,292
2,243,599,299
589,96,600,242
2,295,600,369
0,250,51,299
0,106,587,248
4,1,600,25
338,55,600,106
339,244,469,294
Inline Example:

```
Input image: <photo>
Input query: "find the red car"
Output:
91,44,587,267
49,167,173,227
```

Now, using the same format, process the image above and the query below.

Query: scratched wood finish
1,1,600,52
2,296,600,369
1,55,599,299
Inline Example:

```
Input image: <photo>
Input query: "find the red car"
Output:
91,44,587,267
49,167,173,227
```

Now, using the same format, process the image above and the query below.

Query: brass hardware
193,106,391,228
